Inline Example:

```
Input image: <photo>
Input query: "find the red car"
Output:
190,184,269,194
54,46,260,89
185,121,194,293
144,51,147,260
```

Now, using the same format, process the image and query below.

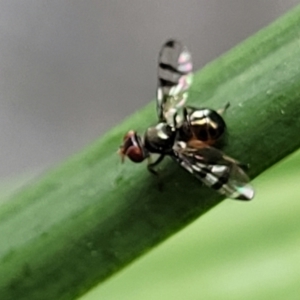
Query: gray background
0,0,298,179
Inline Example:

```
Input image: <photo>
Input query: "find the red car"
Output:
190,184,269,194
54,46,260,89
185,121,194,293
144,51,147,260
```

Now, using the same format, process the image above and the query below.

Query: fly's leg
173,111,177,128
171,110,180,130
147,155,165,175
217,102,230,115
182,107,191,126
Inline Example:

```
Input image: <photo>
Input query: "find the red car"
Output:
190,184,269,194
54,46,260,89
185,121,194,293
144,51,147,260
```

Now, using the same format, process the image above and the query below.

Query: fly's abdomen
187,108,226,144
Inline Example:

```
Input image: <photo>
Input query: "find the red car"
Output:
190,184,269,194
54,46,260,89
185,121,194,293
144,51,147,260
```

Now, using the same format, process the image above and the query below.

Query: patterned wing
173,141,254,201
157,40,193,126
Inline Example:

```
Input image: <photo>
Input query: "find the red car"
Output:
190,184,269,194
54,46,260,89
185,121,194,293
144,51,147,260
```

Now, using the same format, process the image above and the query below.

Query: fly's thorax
186,107,226,143
144,122,176,154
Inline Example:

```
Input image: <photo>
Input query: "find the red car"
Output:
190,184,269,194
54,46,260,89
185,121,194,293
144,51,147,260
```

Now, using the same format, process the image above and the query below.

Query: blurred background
1,2,300,300
0,0,298,179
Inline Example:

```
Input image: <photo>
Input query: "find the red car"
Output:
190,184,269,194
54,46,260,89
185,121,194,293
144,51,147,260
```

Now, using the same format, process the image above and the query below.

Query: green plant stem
1,5,300,300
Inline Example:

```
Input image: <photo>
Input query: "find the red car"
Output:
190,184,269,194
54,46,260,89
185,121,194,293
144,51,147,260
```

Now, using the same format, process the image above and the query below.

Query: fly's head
119,131,148,163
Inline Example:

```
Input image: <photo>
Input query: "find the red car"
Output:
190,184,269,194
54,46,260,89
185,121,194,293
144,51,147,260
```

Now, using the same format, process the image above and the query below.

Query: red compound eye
119,131,146,163
126,145,144,163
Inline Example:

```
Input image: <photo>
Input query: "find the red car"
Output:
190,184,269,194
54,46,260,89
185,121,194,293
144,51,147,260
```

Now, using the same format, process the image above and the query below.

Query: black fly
119,40,254,201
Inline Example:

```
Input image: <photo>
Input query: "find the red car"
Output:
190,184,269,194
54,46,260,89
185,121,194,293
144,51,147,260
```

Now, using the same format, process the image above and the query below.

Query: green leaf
81,149,300,300
1,5,300,300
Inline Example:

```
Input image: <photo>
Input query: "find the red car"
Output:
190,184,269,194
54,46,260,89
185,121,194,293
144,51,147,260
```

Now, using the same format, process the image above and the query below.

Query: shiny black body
179,106,226,144
142,107,226,173
144,122,176,154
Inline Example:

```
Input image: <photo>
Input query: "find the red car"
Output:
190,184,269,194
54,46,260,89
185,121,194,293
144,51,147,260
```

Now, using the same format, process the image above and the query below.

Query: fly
119,39,254,201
